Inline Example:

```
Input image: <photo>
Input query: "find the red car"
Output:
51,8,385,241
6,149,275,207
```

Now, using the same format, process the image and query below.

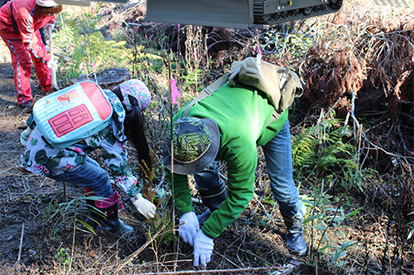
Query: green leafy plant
54,247,71,265
292,117,360,193
43,193,112,245
303,180,362,270
43,193,107,273
291,115,370,270
53,14,132,85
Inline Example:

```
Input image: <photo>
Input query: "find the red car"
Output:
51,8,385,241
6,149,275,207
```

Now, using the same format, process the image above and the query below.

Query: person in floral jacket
20,79,156,235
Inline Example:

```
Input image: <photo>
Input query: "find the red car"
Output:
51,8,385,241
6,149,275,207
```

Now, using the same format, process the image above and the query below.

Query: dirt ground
0,54,61,270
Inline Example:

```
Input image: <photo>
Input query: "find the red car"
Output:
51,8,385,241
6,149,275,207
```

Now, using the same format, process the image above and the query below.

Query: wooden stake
167,50,178,273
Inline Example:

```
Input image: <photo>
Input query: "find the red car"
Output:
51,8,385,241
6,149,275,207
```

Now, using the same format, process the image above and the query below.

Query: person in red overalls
0,0,62,108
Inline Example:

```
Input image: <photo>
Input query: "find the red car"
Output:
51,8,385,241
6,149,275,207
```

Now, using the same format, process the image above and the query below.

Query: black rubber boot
283,214,307,256
96,203,133,235
85,190,133,236
196,209,211,225
197,184,227,224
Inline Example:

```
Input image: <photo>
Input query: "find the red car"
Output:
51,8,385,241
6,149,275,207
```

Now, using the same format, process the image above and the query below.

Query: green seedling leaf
324,207,340,212
319,244,329,251
304,213,323,224
310,225,328,230
79,220,97,235
47,209,62,222
323,235,330,245
63,200,75,212
344,207,363,219
78,195,106,201
301,199,317,206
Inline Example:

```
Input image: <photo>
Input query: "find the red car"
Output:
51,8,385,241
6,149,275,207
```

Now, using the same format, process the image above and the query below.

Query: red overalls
0,0,55,105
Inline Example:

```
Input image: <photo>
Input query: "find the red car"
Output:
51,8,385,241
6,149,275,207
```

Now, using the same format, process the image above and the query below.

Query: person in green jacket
163,57,307,267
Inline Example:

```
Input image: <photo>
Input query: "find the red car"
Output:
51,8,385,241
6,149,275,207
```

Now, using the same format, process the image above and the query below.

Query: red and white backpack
33,81,113,148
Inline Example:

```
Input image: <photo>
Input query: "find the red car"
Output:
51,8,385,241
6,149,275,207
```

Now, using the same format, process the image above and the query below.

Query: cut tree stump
71,68,130,89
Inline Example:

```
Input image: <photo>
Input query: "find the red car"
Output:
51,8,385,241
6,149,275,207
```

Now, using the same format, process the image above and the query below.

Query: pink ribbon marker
255,44,262,64
170,78,181,104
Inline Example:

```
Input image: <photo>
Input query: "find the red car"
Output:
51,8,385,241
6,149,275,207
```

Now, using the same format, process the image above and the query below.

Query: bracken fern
292,117,359,192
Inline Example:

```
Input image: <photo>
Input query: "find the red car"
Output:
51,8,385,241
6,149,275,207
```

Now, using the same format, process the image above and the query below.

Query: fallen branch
140,265,289,275
350,91,414,160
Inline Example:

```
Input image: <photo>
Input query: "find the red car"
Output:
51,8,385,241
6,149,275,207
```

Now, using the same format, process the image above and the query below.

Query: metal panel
145,0,253,28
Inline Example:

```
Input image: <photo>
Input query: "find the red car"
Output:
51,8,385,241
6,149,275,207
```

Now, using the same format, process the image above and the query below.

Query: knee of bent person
92,173,113,198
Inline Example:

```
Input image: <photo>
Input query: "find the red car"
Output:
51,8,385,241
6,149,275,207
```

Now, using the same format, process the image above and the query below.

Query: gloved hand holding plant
131,193,156,219
113,175,157,219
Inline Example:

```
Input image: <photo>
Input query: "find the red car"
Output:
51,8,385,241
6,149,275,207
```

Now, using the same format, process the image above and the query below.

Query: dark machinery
145,0,343,28
56,0,343,28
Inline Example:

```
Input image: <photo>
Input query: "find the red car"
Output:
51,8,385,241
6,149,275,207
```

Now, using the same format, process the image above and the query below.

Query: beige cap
36,0,59,7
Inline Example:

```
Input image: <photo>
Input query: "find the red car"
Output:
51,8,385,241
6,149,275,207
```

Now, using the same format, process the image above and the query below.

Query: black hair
112,86,152,170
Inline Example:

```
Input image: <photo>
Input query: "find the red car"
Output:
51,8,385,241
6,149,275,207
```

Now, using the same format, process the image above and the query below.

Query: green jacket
166,83,289,239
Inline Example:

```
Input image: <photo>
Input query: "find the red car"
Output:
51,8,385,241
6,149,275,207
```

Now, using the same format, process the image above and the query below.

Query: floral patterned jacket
21,89,139,195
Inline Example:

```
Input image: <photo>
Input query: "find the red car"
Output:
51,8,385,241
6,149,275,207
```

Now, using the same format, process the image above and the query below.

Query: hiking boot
283,214,307,256
286,231,307,256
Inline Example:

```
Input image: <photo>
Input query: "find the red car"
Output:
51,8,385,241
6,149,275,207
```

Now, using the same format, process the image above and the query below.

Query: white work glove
179,211,200,246
45,23,55,31
131,194,156,219
20,127,32,146
47,59,58,70
193,230,214,267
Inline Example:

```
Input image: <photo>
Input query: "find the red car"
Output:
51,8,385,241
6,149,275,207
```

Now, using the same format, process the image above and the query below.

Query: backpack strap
182,70,281,126
182,73,230,117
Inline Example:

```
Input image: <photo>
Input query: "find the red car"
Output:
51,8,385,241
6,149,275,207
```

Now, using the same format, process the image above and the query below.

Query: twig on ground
115,219,175,272
140,265,289,275
214,250,240,269
252,193,269,217
14,223,25,267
